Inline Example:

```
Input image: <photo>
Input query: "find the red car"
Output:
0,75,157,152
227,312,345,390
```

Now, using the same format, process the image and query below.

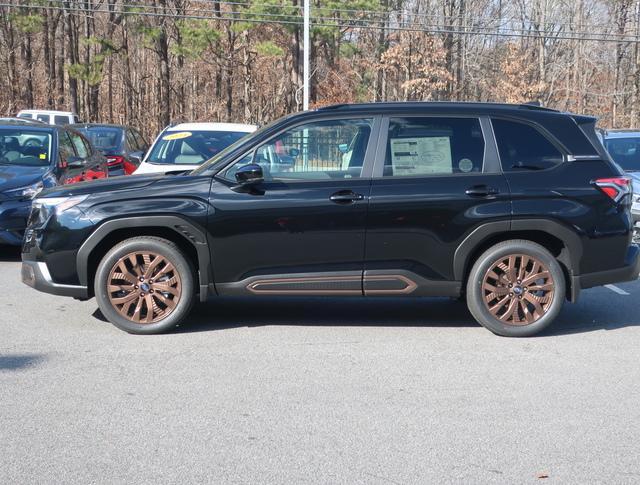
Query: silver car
603,129,640,243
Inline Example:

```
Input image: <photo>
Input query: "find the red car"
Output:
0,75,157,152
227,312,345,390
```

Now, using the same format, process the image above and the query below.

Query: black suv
21,103,639,336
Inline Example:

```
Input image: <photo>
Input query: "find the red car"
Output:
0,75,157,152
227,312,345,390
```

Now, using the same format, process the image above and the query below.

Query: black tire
466,240,565,337
94,236,195,334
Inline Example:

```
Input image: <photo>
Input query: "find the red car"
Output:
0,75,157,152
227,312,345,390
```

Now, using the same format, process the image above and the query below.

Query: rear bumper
572,244,640,299
21,259,88,299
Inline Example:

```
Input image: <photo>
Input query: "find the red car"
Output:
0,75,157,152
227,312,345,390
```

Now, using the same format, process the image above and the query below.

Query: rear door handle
465,185,499,197
330,190,365,204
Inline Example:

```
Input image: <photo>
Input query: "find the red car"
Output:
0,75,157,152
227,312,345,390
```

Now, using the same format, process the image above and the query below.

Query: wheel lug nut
139,277,144,282
134,285,138,289
140,293,145,297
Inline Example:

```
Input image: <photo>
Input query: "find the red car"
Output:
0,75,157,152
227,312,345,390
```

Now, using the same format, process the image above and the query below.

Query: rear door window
492,119,564,171
36,114,50,124
383,117,485,177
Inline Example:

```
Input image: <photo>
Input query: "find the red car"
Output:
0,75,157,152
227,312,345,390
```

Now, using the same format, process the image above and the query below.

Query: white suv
17,109,80,126
134,122,257,175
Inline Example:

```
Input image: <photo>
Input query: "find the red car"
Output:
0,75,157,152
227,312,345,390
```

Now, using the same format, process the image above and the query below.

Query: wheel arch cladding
454,219,582,299
76,216,212,298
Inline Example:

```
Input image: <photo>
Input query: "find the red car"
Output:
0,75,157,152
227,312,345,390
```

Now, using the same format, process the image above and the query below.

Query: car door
68,129,107,180
363,115,511,296
56,130,84,184
125,129,145,170
208,116,380,295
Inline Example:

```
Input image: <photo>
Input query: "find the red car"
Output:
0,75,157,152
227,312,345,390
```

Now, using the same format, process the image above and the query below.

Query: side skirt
215,270,461,298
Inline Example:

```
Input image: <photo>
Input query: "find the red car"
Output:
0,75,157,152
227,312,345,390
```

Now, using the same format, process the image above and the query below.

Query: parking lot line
604,284,630,295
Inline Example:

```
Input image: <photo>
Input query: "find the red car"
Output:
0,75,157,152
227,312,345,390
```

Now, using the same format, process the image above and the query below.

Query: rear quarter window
492,119,563,172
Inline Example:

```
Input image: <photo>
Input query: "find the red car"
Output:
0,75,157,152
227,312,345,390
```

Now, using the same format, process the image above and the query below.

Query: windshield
605,137,640,171
0,129,52,167
76,127,122,152
147,130,251,166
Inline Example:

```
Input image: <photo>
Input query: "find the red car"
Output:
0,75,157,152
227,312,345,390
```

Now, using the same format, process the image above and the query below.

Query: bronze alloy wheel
107,251,182,324
481,254,555,326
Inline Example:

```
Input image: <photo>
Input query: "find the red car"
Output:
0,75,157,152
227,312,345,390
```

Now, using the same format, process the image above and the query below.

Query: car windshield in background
0,129,51,167
77,127,122,152
605,137,640,171
147,130,249,166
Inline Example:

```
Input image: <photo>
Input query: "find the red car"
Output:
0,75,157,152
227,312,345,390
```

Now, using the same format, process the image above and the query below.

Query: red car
71,124,149,175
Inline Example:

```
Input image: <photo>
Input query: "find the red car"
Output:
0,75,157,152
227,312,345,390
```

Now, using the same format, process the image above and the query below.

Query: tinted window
0,129,52,167
126,130,139,151
69,131,89,158
384,117,484,177
58,131,75,161
17,113,33,119
77,127,123,152
133,130,147,150
492,119,563,171
36,114,50,123
605,137,640,172
224,118,373,182
147,130,250,166
54,115,69,125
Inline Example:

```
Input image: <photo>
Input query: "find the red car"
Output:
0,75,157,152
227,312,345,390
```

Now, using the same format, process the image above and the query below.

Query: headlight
4,181,44,200
29,195,89,226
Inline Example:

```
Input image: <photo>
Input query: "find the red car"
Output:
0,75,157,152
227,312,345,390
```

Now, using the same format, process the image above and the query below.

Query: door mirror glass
235,163,263,185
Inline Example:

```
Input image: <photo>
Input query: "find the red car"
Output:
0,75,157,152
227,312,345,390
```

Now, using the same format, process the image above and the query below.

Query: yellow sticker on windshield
162,132,192,141
39,153,47,160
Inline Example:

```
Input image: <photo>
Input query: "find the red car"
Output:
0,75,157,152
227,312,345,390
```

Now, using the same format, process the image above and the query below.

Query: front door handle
330,190,365,204
465,185,499,197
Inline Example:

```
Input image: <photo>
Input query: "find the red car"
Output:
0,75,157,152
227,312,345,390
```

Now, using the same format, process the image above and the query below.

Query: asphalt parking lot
1,246,640,484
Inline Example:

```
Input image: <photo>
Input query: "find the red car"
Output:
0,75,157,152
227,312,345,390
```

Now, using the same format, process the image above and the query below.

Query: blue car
0,119,109,245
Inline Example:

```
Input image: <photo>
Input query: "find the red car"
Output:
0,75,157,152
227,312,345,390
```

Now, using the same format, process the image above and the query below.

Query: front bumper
0,199,31,245
571,244,640,299
21,259,88,299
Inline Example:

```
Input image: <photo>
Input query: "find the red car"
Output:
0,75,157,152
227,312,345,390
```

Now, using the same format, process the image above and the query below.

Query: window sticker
390,136,452,175
162,132,192,141
458,158,473,172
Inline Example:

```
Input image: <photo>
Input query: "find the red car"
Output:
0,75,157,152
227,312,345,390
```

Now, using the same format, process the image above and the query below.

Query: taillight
594,177,632,203
106,155,124,166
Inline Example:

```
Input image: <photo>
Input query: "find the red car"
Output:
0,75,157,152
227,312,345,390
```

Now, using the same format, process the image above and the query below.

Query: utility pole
303,0,310,110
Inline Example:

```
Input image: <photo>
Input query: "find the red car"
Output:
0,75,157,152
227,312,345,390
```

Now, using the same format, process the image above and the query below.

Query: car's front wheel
466,240,565,337
94,236,195,334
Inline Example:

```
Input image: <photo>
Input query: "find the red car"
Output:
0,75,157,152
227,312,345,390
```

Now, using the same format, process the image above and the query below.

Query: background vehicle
22,103,638,336
1,120,108,245
134,122,256,175
17,110,80,126
603,129,640,243
71,124,149,176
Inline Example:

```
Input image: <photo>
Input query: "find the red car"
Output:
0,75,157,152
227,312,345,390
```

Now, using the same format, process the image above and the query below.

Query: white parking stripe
605,284,630,295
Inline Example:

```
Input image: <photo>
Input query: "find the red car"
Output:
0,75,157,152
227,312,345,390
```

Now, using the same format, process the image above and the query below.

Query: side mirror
130,152,144,164
235,163,264,186
67,156,86,169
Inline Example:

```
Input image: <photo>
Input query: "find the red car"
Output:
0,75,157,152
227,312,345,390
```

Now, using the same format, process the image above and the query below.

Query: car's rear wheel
466,240,565,337
94,236,195,334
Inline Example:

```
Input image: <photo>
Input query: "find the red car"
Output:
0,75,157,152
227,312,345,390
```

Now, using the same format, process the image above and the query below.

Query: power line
5,2,640,44
28,0,634,31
